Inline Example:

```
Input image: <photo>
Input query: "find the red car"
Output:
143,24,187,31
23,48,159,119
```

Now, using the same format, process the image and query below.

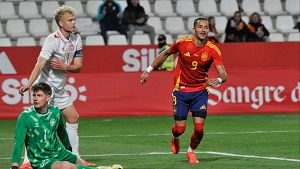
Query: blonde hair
54,6,75,28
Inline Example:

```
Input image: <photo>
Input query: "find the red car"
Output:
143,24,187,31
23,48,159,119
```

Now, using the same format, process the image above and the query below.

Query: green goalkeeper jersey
11,105,71,165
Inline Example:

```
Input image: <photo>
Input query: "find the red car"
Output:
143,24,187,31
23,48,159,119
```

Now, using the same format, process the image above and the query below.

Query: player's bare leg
186,117,205,164
62,105,95,166
171,120,186,154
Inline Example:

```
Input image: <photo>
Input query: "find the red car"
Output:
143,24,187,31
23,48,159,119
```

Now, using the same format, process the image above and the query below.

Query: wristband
217,78,222,84
146,66,153,73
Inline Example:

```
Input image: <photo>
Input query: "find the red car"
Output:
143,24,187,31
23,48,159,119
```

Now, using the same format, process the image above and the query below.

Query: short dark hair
234,11,242,16
194,17,208,27
31,82,52,96
158,34,166,42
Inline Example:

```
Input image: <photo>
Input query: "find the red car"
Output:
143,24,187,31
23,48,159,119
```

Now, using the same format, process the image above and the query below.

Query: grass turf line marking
1,130,299,140
0,151,299,163
82,151,300,163
204,151,300,163
80,130,300,138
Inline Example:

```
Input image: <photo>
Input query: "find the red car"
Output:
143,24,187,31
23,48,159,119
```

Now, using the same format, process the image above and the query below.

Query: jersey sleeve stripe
174,71,181,91
175,36,193,43
207,41,221,55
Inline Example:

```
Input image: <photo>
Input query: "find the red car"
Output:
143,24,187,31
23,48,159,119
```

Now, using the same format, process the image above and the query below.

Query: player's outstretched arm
140,48,172,85
207,65,227,87
11,115,27,168
19,57,47,96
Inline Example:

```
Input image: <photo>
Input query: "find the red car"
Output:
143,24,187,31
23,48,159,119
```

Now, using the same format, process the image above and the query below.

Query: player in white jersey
18,6,95,168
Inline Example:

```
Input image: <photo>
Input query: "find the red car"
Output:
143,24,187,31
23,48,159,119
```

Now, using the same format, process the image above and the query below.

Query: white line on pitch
1,130,299,140
0,151,299,163
204,151,300,162
80,151,300,162
80,130,300,138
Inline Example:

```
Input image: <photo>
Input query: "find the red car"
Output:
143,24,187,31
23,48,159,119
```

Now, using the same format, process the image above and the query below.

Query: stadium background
0,0,299,168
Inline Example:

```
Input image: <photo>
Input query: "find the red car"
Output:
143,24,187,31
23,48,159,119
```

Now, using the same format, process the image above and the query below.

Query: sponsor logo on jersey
184,52,191,57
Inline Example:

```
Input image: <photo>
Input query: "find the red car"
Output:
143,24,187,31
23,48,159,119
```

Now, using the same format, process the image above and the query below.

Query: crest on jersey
35,123,39,128
201,51,208,61
50,119,56,126
69,43,75,52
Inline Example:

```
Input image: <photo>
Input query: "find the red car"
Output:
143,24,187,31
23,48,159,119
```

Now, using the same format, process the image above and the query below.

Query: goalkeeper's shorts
31,149,77,169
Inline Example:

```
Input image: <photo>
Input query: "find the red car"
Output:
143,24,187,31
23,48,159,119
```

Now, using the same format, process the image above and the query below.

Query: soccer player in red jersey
140,18,227,164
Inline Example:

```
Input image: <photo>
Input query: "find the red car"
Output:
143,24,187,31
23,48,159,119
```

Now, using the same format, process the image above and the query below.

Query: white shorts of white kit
50,89,73,110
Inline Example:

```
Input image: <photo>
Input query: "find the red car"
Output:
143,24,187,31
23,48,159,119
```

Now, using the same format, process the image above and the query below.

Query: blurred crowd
98,0,299,45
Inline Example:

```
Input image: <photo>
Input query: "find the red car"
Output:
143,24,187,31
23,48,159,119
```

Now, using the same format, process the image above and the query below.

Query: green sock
76,164,95,169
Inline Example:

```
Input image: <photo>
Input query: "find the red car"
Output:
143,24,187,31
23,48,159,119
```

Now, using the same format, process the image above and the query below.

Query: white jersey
37,29,82,92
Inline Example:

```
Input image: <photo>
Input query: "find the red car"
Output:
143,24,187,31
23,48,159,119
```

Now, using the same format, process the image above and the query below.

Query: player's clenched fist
50,58,67,70
19,85,30,96
207,78,222,87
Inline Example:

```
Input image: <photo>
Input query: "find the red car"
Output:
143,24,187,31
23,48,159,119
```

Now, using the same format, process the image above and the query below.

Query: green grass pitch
0,114,299,169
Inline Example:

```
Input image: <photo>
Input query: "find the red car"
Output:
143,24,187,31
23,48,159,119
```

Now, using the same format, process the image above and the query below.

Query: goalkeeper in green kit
11,82,122,169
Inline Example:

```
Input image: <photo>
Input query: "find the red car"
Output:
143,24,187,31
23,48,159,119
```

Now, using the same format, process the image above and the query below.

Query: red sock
172,125,185,137
190,123,204,150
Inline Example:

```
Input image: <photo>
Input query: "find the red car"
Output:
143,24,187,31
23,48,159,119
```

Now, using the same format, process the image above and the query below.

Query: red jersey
169,36,223,92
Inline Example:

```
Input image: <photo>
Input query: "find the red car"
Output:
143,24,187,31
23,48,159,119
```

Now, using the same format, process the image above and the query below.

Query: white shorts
50,89,73,110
